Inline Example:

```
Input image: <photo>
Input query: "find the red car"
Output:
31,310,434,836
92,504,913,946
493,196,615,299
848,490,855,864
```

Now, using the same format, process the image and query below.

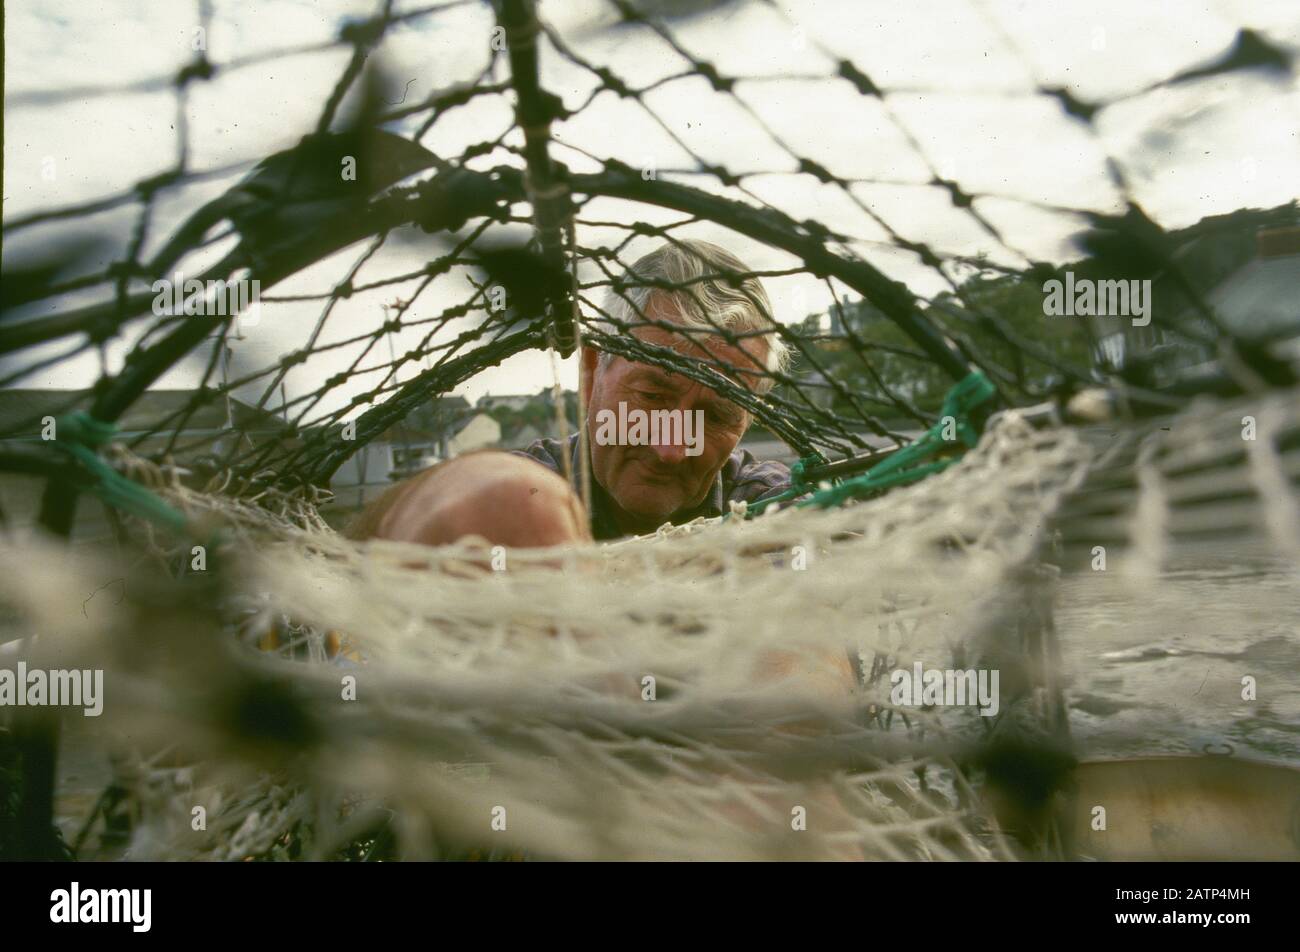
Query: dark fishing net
1,0,1297,861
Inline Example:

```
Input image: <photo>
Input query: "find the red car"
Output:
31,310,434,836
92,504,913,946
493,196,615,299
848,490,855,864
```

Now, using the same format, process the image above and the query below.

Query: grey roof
505,423,546,448
477,393,534,407
0,389,92,435
0,388,285,439
1207,254,1300,340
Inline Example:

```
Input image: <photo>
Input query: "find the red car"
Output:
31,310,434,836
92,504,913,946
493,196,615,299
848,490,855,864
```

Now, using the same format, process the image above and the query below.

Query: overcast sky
4,0,1298,423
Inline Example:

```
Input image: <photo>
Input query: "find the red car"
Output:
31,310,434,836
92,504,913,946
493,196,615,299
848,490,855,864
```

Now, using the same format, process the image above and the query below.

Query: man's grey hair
594,239,790,394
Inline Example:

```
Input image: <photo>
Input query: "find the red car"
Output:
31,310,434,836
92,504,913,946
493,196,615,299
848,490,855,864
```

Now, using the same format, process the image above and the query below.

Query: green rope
740,453,826,515
53,412,190,534
746,370,997,516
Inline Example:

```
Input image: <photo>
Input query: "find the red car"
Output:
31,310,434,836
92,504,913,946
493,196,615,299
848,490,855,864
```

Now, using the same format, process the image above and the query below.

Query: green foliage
783,269,1094,421
780,202,1298,425
485,392,578,442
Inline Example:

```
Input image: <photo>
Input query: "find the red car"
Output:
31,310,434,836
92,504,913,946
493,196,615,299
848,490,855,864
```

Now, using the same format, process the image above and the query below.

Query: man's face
582,313,767,532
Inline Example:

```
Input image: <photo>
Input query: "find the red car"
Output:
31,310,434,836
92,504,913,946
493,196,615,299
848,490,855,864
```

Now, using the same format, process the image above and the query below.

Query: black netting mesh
4,0,1295,501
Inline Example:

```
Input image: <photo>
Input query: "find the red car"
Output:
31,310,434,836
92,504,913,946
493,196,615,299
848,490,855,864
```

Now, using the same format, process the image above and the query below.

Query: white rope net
3,391,1298,860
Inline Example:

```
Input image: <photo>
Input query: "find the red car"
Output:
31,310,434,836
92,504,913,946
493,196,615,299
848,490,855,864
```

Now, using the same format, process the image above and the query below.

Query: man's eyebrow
631,358,750,392
628,367,676,387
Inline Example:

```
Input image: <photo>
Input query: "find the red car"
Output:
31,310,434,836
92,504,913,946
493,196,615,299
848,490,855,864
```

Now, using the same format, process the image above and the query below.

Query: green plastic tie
734,451,825,519
53,412,190,534
745,369,996,517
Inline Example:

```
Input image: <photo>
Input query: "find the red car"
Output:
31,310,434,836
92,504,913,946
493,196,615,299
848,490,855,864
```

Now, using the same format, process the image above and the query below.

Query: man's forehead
623,323,767,386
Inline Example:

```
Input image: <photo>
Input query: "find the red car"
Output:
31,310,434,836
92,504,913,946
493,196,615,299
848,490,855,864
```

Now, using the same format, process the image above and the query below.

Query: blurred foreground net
2,0,1298,859
3,408,1085,860
2,388,1297,860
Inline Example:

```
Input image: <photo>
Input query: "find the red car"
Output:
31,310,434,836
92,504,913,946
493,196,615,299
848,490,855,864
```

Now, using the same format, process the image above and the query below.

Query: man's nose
649,435,688,465
648,397,693,465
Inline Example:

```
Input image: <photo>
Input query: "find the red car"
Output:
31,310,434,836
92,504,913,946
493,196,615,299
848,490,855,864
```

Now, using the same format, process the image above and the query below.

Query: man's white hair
594,239,790,394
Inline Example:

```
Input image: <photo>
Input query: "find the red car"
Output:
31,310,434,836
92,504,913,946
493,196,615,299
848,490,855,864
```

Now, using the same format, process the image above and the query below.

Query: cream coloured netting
4,389,1296,861
1,409,1090,860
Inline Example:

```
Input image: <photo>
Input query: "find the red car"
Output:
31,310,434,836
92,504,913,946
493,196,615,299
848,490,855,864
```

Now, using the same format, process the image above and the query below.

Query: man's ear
735,407,754,442
579,345,600,407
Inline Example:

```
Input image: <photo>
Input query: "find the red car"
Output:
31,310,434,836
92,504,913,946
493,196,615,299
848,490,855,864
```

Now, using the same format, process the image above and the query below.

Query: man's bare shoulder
345,449,589,546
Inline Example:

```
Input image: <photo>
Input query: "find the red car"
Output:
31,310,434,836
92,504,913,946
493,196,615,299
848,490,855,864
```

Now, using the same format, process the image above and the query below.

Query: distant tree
776,202,1298,426
779,268,1098,422
485,391,578,442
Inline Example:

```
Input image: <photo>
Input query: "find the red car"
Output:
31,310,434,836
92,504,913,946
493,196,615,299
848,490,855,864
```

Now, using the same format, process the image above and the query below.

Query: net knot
789,453,828,491
52,413,190,534
58,411,117,449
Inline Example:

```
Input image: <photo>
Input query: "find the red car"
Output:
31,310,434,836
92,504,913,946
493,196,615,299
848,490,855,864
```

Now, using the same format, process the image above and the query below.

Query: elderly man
348,239,794,547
